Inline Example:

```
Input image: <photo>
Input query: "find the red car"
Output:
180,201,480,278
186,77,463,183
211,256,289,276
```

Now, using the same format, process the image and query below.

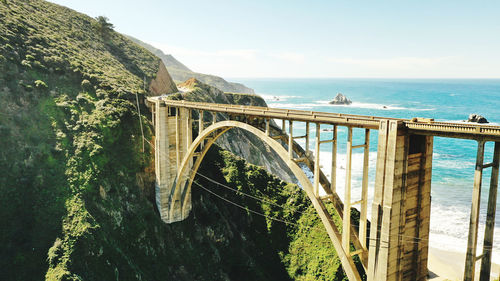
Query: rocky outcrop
329,93,352,105
467,113,489,124
149,61,178,95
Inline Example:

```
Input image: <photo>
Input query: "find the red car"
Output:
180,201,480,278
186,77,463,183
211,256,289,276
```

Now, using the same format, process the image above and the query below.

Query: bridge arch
150,98,500,280
173,120,362,281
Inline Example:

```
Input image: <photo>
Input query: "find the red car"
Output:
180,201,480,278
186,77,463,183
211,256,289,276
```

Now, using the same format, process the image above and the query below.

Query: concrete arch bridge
147,97,500,281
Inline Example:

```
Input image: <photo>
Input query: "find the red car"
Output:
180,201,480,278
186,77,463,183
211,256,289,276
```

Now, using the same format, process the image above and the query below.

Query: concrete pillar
151,106,193,223
155,102,171,221
368,120,433,281
173,107,192,221
153,104,194,223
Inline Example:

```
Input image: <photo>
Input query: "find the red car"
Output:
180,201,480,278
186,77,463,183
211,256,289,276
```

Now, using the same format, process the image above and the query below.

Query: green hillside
0,0,357,280
0,0,172,279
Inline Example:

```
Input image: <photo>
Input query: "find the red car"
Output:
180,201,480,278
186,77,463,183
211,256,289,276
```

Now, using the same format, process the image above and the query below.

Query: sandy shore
428,247,500,281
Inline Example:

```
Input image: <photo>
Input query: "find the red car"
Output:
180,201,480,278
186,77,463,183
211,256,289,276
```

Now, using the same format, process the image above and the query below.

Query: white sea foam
260,94,299,102
306,149,378,208
433,159,475,170
316,100,436,111
268,101,417,111
436,119,500,126
267,102,317,109
429,204,500,264
265,95,436,112
269,99,435,111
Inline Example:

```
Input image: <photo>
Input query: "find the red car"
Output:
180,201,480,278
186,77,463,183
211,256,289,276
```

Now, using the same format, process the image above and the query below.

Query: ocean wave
260,94,299,102
436,119,500,126
429,203,500,264
316,100,435,111
267,102,317,109
308,150,378,200
266,98,436,112
433,159,475,170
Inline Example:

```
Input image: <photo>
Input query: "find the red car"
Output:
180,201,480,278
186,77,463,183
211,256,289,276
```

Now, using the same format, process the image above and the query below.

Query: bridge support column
368,120,433,281
155,104,193,223
155,102,173,222
176,107,193,221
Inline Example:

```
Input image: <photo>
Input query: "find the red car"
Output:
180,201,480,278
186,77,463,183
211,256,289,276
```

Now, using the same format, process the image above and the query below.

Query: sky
48,0,500,78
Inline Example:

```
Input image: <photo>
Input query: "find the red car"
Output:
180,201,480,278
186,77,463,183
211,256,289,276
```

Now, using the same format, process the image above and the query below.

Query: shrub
92,16,114,39
21,59,32,68
81,79,92,91
34,80,48,89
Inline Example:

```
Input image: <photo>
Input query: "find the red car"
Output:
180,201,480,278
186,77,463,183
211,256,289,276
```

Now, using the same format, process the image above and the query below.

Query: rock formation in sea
467,114,489,124
329,93,352,105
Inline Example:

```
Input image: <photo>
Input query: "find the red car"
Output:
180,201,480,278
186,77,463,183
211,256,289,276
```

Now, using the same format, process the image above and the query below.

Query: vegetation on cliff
0,0,163,279
128,36,255,94
0,0,358,280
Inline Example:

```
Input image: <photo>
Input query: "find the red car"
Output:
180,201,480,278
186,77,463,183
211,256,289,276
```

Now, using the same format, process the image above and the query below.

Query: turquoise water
235,78,500,259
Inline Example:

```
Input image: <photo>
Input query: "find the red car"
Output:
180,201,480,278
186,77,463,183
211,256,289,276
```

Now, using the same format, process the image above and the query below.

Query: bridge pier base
368,120,433,281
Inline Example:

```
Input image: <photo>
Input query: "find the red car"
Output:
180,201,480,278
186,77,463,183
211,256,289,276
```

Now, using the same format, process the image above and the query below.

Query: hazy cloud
151,42,259,60
326,56,456,69
270,52,306,63
148,42,499,78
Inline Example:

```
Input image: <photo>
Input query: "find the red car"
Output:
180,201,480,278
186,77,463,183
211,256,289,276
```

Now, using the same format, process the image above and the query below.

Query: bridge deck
148,97,500,141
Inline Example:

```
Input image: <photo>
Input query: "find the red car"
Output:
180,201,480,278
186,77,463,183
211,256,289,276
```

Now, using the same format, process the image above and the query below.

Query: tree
93,16,114,39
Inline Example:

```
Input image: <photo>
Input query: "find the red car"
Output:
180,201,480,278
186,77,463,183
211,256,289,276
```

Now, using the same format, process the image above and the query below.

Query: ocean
234,78,500,262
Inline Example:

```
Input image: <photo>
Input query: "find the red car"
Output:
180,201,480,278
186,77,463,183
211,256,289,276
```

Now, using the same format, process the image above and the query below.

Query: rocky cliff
149,61,178,95
128,36,255,94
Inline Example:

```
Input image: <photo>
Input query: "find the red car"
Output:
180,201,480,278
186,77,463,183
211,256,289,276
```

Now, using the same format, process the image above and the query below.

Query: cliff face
128,36,255,94
173,78,297,184
149,61,178,95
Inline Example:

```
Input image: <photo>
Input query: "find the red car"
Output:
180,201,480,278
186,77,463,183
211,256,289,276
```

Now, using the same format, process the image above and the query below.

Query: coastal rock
329,93,352,105
467,114,489,124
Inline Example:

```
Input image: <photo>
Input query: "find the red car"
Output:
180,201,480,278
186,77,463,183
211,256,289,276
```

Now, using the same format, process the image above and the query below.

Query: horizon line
224,76,500,80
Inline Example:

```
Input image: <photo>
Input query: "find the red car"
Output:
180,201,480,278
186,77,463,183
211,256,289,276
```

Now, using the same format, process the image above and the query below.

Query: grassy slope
0,0,161,279
128,36,255,94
